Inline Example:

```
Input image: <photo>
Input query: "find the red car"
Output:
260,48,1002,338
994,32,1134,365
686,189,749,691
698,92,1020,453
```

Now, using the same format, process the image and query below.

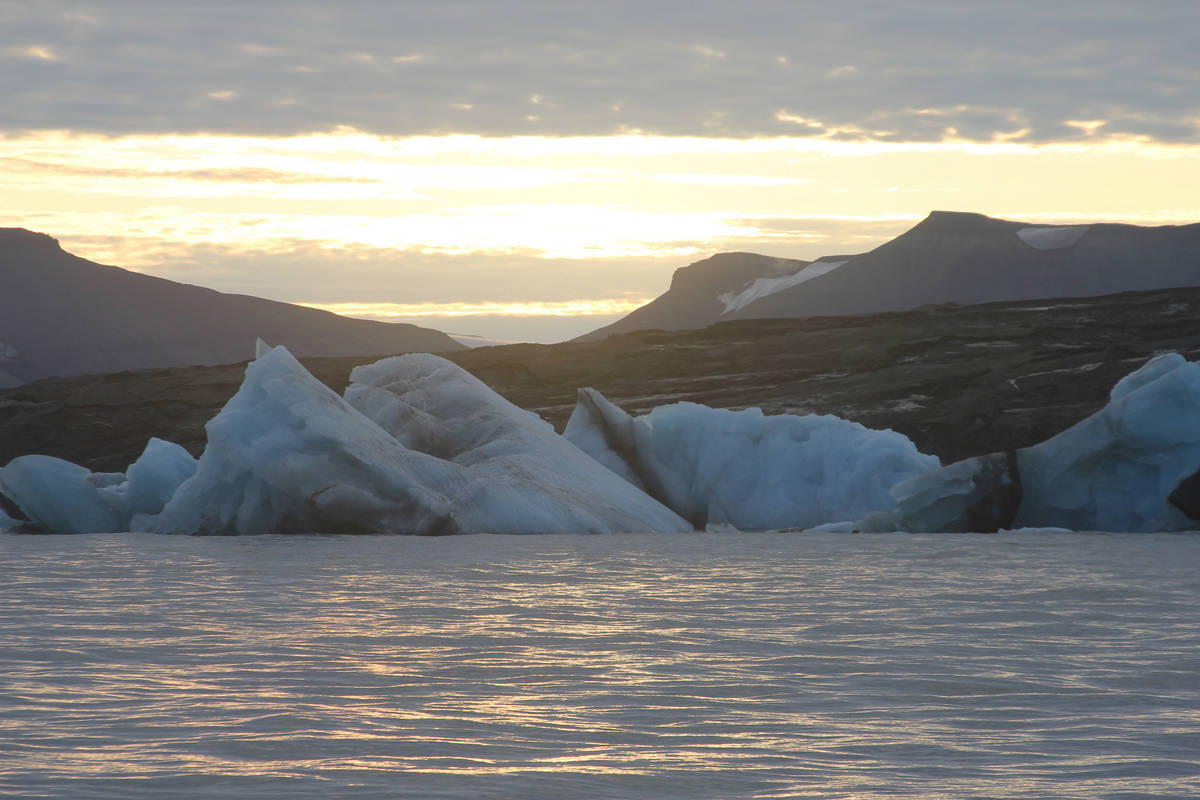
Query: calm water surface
2,531,1199,799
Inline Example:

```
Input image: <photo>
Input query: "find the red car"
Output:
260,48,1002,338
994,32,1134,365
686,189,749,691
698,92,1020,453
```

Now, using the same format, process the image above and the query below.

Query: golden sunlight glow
5,127,1200,318
14,45,58,61
298,299,654,318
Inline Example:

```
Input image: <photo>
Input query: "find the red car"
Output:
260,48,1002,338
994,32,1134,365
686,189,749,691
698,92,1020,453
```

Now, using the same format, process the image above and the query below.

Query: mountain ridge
576,251,808,341
0,228,464,387
578,211,1200,340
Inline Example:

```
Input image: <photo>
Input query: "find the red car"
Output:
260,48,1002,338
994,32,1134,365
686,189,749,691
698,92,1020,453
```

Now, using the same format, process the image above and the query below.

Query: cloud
2,2,1198,143
0,157,382,185
6,45,59,61
48,237,682,304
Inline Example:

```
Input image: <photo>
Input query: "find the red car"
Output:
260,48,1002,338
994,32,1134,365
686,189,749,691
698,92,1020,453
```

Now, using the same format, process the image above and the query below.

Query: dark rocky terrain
0,228,462,388
579,211,1200,340
5,287,1200,474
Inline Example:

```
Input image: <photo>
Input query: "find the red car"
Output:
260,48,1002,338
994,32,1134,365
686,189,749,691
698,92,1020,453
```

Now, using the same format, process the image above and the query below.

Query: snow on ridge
450,333,517,348
718,259,848,314
1016,226,1090,251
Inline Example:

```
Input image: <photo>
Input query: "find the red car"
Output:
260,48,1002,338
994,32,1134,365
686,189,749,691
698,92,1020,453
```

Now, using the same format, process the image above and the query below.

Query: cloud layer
5,1,1199,143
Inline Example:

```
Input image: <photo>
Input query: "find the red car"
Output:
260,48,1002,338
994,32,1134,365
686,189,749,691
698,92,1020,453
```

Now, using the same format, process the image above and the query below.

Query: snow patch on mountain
1016,226,1090,250
450,333,518,348
718,259,848,313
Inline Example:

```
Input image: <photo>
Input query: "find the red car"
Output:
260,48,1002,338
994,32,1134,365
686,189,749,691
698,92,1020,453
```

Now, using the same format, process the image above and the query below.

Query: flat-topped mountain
0,229,463,387
578,252,809,341
578,211,1200,340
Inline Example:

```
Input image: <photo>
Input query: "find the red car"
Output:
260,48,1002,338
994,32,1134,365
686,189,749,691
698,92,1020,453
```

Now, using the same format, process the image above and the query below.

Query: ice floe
138,346,690,535
858,353,1200,532
343,353,691,534
1,346,692,535
7,342,1200,536
564,387,939,530
0,438,195,534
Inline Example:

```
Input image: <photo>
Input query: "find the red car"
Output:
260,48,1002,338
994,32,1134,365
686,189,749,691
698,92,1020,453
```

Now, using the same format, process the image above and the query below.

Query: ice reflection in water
2,531,1200,799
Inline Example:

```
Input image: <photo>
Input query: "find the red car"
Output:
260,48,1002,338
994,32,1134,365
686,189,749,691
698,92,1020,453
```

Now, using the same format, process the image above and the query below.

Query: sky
3,1,1200,342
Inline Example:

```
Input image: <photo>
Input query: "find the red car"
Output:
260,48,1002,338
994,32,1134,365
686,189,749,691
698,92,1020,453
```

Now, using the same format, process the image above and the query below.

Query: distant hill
577,211,1200,340
0,229,464,387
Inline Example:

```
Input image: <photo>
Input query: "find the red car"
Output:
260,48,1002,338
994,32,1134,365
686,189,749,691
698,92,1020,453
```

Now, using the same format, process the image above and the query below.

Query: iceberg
141,345,690,535
342,353,691,534
564,387,939,530
859,353,1200,532
0,438,195,534
11,340,1200,536
0,456,122,534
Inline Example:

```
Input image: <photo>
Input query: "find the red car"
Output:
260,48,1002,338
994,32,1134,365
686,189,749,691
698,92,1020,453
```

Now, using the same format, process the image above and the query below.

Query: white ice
344,353,691,534
564,387,939,530
1016,226,1090,250
448,333,517,348
860,353,1200,532
856,454,1008,533
718,259,848,313
1016,353,1200,531
121,438,198,521
0,438,195,534
141,346,690,535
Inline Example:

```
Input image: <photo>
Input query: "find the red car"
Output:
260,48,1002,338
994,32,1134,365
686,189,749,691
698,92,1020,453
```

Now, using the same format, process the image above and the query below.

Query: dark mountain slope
577,212,1200,341
728,211,1200,319
575,252,805,342
0,229,463,387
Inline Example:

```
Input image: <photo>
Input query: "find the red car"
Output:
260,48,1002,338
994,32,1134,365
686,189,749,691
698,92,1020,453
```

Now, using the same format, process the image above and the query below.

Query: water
2,531,1199,799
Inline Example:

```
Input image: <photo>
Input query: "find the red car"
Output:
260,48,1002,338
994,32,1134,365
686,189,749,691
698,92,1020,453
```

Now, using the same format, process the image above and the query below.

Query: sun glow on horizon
297,299,654,319
5,126,1200,341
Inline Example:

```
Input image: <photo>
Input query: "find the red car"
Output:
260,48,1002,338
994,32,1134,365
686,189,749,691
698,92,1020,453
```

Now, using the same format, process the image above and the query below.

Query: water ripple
2,531,1199,798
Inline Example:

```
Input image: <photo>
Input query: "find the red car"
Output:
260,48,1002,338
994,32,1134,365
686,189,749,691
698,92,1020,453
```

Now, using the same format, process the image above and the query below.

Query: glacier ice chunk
0,438,197,533
859,353,1200,532
1109,352,1186,403
564,387,939,530
857,451,1021,533
120,438,198,519
344,353,692,534
0,456,124,534
143,346,473,535
1016,355,1200,531
143,346,690,535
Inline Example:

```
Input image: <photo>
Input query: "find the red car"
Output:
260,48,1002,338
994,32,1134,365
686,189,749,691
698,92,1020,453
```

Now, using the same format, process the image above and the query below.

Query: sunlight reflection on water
2,531,1199,799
